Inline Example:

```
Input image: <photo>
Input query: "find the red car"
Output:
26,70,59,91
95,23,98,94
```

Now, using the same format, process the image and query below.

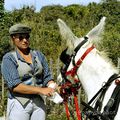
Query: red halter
62,45,95,120
66,45,95,77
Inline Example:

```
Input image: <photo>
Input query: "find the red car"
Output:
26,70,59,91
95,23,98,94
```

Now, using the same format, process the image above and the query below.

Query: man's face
12,33,30,50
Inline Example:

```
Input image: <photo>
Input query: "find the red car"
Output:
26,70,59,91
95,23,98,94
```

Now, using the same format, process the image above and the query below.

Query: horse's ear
57,19,78,54
86,17,106,41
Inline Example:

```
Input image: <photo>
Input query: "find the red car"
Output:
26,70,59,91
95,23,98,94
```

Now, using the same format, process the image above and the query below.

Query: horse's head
57,18,120,120
57,16,116,94
57,16,118,95
57,17,106,56
57,17,106,85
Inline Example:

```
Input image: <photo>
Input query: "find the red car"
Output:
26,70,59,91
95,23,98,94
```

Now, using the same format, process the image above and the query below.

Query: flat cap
9,24,31,35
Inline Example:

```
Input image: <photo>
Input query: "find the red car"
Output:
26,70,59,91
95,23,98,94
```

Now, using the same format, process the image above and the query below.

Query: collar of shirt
15,49,37,63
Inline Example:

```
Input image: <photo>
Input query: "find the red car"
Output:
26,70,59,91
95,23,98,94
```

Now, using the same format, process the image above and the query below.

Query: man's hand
40,87,54,97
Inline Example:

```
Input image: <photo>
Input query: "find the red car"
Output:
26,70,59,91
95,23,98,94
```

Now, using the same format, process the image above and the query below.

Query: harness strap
66,45,95,77
114,88,120,116
60,81,81,120
74,95,82,120
82,74,120,120
103,84,120,119
83,74,118,109
74,38,88,53
81,101,111,120
94,85,108,111
64,101,70,120
63,95,82,120
81,74,118,116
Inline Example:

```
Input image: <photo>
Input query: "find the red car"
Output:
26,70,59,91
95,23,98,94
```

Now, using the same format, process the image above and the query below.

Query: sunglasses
14,34,30,41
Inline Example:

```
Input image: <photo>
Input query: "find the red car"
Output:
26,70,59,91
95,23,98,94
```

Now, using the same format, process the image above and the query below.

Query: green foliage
46,103,68,120
1,1,119,63
0,0,4,29
0,0,4,20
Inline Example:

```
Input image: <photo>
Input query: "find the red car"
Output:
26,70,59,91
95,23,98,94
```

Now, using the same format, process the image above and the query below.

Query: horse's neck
76,49,118,101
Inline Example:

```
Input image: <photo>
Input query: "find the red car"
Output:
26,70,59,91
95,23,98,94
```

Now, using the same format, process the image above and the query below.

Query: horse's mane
96,48,117,71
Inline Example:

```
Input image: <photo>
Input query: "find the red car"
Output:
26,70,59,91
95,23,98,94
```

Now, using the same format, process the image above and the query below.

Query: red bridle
61,44,95,120
66,45,95,77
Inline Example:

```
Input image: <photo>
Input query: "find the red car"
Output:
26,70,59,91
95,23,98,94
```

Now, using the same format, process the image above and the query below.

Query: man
1,23,57,120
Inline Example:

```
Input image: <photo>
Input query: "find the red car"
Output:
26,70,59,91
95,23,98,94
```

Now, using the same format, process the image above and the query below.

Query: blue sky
5,0,101,12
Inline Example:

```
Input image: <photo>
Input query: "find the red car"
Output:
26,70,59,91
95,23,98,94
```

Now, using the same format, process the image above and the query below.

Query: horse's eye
84,36,88,40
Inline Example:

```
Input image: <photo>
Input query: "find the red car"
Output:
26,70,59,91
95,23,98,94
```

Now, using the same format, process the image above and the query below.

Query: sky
5,0,101,12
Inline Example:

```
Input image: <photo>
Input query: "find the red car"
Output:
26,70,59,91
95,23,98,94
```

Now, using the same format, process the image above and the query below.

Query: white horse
57,17,120,120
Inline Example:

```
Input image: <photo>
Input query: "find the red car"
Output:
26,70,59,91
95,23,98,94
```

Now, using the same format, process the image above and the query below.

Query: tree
0,0,4,28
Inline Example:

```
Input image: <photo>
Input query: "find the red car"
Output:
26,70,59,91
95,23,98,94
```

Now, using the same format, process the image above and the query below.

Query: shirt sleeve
1,53,22,89
37,51,54,86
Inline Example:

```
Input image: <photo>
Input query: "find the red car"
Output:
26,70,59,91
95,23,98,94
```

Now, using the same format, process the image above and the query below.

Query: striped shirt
1,49,53,89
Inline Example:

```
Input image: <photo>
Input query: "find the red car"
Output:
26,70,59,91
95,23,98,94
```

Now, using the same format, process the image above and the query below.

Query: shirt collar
16,50,23,61
15,48,37,61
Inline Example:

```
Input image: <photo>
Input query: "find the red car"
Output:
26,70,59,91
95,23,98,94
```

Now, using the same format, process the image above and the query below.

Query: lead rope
64,101,70,120
74,94,82,120
60,76,81,120
61,84,82,120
